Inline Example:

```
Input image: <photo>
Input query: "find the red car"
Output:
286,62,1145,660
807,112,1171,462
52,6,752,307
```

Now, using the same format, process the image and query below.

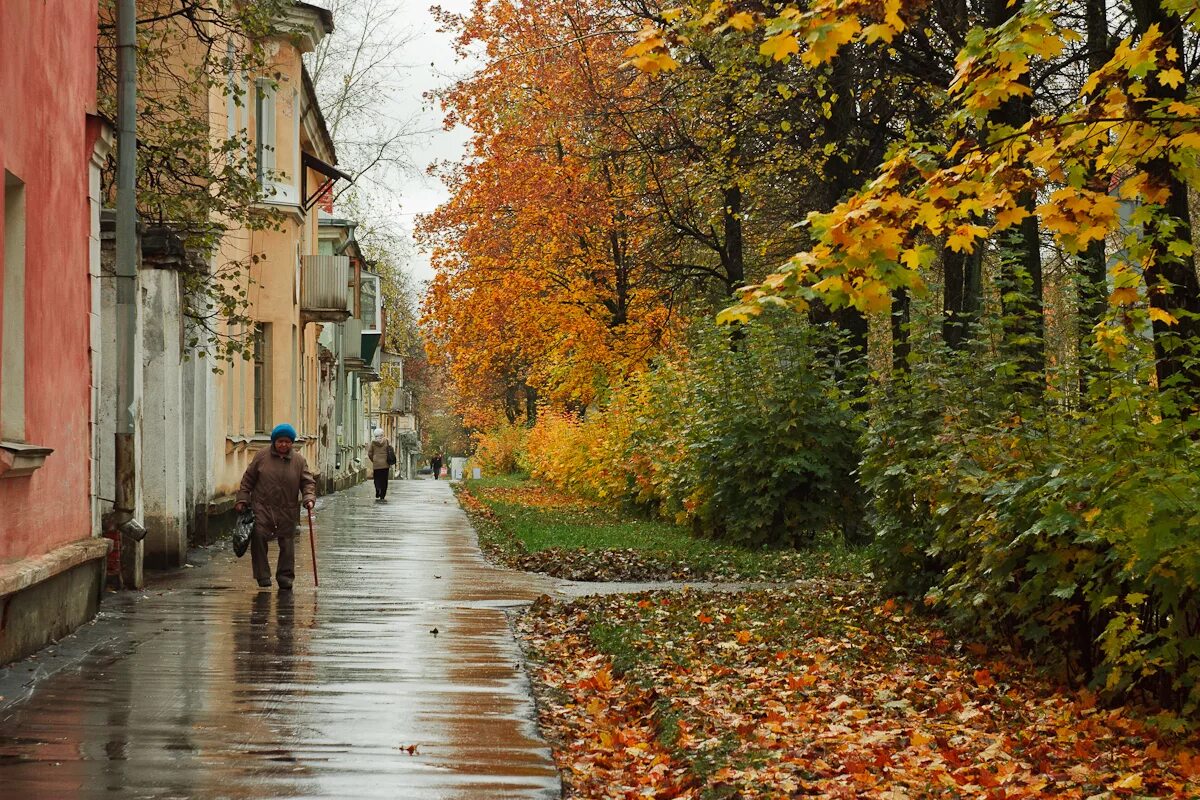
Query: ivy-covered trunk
1132,0,1200,411
987,0,1046,382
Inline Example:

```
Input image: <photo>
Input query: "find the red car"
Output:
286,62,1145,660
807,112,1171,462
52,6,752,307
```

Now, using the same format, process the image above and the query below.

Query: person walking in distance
367,427,393,500
430,453,443,480
235,423,316,591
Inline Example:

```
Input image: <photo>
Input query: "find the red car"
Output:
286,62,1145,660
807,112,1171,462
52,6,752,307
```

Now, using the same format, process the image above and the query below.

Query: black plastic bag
232,510,254,558
386,444,397,466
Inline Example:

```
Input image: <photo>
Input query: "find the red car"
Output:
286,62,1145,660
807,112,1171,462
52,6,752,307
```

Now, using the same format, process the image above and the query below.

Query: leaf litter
516,586,1200,799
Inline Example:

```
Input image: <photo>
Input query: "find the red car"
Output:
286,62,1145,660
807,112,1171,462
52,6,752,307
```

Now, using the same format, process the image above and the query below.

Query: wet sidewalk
0,480,561,799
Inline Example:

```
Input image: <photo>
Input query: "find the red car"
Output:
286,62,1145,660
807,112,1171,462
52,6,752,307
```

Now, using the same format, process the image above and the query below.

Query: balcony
301,255,350,323
384,389,412,413
342,316,365,370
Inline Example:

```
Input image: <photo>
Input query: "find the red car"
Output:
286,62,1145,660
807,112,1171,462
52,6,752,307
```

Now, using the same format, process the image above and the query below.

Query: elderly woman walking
366,427,393,500
236,423,316,590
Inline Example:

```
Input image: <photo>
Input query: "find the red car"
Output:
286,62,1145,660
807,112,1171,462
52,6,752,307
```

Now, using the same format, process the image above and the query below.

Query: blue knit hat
270,423,298,442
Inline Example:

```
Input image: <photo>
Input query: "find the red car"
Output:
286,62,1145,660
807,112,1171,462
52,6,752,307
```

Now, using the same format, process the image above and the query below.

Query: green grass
463,475,869,581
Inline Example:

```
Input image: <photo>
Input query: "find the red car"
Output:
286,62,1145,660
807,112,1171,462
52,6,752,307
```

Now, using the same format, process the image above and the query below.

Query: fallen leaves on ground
482,484,594,510
516,586,1200,799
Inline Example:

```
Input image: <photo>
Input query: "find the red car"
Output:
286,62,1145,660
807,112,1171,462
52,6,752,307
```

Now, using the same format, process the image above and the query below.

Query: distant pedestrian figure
236,423,316,591
430,454,443,481
367,427,392,500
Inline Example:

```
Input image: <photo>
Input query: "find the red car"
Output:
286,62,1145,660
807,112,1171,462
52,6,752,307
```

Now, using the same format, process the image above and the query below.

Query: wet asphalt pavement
0,479,562,799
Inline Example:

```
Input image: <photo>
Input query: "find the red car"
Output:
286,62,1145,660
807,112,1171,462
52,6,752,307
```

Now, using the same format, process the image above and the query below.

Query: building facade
207,7,350,538
0,0,111,663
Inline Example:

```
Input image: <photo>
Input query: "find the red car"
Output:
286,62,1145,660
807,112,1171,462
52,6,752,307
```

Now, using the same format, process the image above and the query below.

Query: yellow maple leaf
860,283,893,314
1158,68,1185,88
803,18,861,66
1026,31,1065,59
1149,307,1179,326
1175,131,1200,150
882,0,903,30
760,32,799,62
910,730,935,747
629,52,680,75
1111,773,1144,790
900,249,923,269
947,224,987,253
863,23,896,44
1109,286,1139,306
994,205,1030,230
725,12,755,32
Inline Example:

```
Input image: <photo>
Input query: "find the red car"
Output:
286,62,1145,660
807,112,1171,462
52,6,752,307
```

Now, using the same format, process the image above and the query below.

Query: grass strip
456,475,867,582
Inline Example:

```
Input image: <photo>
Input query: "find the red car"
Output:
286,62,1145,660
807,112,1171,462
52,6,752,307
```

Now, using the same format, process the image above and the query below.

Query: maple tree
420,0,678,428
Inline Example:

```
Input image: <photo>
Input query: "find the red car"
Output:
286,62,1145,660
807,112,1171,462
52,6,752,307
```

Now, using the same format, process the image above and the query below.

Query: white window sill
0,441,54,479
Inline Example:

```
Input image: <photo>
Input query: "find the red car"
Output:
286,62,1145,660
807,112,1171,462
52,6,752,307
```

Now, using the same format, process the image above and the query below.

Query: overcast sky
375,0,478,287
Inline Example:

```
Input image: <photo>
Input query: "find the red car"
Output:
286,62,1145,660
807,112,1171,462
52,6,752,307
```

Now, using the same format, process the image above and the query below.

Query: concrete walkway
0,480,561,799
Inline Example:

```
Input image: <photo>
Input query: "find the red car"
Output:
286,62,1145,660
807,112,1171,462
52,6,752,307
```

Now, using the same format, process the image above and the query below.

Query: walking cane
307,506,319,587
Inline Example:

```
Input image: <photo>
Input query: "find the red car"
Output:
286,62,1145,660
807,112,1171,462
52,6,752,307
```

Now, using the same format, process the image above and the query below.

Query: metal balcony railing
301,255,351,323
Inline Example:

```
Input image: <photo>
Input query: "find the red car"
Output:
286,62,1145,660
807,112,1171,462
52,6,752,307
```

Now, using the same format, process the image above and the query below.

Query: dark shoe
277,582,293,592
257,579,271,588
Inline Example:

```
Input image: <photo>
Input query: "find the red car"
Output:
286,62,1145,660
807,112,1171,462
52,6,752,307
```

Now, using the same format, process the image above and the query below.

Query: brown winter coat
236,446,317,540
367,439,391,470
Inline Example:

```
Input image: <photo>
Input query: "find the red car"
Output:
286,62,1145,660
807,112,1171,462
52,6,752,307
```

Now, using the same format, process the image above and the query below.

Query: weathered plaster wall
0,0,98,562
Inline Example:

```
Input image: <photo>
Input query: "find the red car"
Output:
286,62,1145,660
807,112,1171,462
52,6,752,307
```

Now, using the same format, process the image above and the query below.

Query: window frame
2,170,27,442
252,322,272,435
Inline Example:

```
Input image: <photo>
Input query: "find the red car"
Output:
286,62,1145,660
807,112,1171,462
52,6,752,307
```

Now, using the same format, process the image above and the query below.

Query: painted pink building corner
0,0,110,662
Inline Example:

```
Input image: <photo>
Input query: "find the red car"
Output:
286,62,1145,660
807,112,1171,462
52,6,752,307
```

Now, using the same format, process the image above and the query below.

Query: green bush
862,323,1200,719
664,314,863,548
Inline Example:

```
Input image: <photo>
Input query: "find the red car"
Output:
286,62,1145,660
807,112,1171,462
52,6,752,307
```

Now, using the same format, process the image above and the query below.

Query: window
225,41,237,141
2,171,26,441
252,323,271,434
254,78,276,191
361,274,379,331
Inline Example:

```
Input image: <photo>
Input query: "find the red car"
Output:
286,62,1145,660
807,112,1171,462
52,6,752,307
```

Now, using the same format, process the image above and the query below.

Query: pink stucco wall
0,1,98,562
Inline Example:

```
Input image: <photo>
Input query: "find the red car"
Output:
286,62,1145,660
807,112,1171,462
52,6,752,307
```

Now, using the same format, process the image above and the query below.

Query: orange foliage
419,0,676,426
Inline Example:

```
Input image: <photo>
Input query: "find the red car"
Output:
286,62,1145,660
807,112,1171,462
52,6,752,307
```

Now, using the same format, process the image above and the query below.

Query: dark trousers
373,468,389,498
251,532,296,588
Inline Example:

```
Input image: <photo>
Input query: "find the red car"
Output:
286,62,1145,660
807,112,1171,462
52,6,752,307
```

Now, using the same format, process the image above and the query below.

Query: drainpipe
111,0,147,571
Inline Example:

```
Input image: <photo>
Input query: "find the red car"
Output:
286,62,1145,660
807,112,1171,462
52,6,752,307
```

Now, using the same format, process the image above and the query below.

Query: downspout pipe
113,0,145,543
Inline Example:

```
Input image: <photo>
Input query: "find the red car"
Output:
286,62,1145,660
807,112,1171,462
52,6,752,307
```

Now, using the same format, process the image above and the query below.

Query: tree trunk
892,287,912,372
1077,0,1111,396
525,383,539,424
810,53,868,358
1131,0,1200,408
943,248,983,348
988,0,1045,381
722,183,745,293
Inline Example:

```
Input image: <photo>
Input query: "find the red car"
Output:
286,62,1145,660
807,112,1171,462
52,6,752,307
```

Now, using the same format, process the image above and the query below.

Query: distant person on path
430,453,443,480
236,423,316,591
367,427,393,500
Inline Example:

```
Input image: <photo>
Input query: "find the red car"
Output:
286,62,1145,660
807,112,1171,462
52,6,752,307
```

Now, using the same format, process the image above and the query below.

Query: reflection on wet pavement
0,480,561,799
